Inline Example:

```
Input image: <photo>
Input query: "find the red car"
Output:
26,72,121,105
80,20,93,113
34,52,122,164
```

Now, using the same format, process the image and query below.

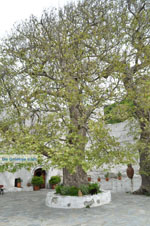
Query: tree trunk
123,74,150,195
63,166,88,187
63,97,88,187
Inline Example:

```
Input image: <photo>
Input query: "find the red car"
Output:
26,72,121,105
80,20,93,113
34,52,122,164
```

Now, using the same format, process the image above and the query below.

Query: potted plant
16,178,22,188
105,172,109,181
31,176,44,191
97,177,101,182
117,171,122,180
49,176,61,189
88,176,91,182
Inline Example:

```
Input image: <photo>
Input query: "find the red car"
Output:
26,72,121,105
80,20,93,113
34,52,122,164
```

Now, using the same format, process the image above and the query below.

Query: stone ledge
45,190,111,208
4,186,33,192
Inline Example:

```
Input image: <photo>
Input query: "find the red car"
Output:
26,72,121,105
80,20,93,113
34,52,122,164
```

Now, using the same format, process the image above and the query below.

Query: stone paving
0,176,150,226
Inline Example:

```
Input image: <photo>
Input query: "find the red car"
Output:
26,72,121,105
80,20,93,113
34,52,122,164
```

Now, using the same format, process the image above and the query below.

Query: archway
34,168,46,188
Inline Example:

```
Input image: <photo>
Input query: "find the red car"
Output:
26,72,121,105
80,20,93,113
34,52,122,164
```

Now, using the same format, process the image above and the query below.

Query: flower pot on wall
118,176,122,180
117,172,122,180
88,176,91,182
97,177,101,182
27,182,31,187
104,173,109,182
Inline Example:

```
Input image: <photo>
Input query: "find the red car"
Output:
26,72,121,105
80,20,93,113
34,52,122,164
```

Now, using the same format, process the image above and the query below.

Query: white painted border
45,190,111,208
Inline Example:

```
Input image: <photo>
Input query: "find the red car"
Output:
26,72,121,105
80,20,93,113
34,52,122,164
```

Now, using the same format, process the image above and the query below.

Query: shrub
88,183,100,195
55,183,101,196
49,176,61,185
59,186,70,195
79,184,89,195
56,185,78,196
31,176,44,186
55,184,63,194
68,186,79,196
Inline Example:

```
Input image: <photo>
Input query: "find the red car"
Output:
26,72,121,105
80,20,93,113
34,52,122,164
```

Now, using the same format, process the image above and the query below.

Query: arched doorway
34,168,46,188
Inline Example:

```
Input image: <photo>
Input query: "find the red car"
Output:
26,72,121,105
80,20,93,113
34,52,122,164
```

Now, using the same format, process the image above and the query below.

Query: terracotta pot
51,184,56,189
17,182,21,188
97,177,101,182
88,177,91,182
27,183,31,187
118,176,122,180
105,178,109,181
33,185,40,191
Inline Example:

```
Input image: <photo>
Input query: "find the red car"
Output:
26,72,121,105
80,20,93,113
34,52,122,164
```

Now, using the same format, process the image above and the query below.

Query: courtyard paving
0,177,150,226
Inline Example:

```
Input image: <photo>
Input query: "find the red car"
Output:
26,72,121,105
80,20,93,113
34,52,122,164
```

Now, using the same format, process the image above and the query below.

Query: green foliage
0,0,124,175
117,171,122,177
49,176,61,185
55,184,63,194
56,183,101,196
16,178,22,182
88,183,100,195
68,186,79,196
104,99,134,124
104,172,109,178
79,184,90,195
31,176,44,186
0,0,145,177
59,186,70,196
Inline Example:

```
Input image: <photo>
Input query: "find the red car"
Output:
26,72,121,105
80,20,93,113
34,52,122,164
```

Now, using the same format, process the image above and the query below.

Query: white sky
0,0,74,38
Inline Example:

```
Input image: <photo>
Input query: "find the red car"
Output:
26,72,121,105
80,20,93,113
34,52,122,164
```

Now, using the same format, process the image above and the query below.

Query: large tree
123,0,150,194
0,1,124,186
107,0,150,194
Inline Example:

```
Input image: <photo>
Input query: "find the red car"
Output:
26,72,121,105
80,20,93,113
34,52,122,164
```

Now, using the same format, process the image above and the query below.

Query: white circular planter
45,190,111,209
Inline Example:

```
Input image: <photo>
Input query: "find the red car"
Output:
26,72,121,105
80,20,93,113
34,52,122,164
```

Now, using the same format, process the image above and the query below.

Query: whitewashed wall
0,168,32,190
0,166,62,191
107,120,138,145
0,120,139,190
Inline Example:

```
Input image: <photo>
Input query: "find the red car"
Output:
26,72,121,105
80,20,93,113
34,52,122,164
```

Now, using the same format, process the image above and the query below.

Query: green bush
49,176,61,185
104,99,134,124
57,185,78,196
88,183,100,195
68,186,79,196
79,184,89,195
31,176,44,186
55,184,63,194
55,183,101,196
59,186,70,195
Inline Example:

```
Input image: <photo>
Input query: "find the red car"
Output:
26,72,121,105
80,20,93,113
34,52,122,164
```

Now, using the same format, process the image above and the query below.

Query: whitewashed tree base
45,190,111,209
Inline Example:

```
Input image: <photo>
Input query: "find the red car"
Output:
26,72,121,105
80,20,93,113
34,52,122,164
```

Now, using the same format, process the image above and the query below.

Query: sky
0,0,75,38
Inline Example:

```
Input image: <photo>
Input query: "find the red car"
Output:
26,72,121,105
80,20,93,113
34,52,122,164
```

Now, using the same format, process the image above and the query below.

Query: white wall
0,120,139,189
0,166,62,189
